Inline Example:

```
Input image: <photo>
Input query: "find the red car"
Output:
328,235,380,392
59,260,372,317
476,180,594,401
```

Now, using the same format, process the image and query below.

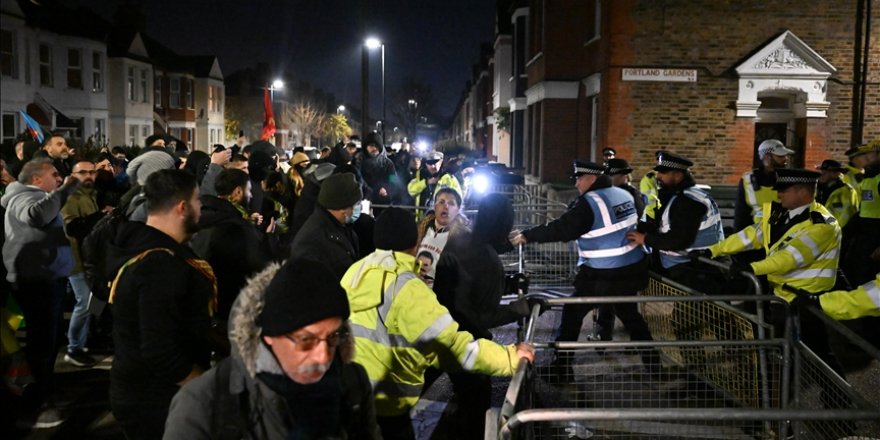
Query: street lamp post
269,79,284,101
363,37,385,145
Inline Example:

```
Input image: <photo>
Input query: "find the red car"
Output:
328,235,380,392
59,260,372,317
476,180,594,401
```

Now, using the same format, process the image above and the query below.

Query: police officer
734,139,794,232
705,168,846,376
792,273,880,321
511,161,659,374
815,159,859,228
626,152,724,285
841,140,880,286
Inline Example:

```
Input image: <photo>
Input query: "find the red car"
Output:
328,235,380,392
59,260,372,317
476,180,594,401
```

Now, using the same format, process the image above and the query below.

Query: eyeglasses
73,170,98,175
283,330,349,352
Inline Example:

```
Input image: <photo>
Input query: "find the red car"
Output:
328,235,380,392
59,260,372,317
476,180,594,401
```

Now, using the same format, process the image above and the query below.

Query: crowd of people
1,130,877,439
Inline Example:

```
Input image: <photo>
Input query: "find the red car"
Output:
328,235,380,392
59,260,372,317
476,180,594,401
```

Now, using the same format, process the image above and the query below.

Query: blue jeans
67,272,91,353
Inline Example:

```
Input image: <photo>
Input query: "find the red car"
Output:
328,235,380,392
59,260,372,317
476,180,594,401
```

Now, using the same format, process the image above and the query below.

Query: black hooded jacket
433,194,522,340
189,195,271,321
106,221,228,404
290,208,359,280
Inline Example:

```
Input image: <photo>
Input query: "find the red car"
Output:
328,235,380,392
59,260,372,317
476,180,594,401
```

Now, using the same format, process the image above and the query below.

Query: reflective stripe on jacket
819,275,880,320
859,174,880,219
342,250,519,416
659,187,724,269
741,170,779,224
577,187,644,269
709,201,841,302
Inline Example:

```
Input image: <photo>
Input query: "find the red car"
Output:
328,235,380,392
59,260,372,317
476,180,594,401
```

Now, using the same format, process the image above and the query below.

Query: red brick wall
537,99,579,182
600,0,879,184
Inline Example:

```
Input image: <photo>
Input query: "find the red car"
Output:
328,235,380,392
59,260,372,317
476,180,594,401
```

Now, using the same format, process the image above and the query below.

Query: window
2,113,17,143
584,0,601,43
154,75,162,107
216,86,223,113
208,86,215,113
67,48,82,89
94,119,105,142
24,39,30,84
127,66,136,101
91,52,103,92
129,125,138,146
185,79,194,109
39,44,52,87
140,69,148,103
187,128,194,145
1,30,17,79
170,78,180,108
142,125,149,140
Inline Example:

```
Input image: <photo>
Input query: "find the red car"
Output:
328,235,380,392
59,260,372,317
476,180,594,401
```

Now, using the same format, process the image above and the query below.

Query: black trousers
10,277,68,406
555,266,659,370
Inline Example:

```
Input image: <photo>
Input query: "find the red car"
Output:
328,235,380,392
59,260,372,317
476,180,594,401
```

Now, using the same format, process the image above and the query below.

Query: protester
164,259,381,439
2,157,82,427
106,169,227,439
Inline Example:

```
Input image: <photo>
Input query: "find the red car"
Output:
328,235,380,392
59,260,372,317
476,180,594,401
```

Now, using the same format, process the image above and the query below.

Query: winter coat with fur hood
164,262,381,440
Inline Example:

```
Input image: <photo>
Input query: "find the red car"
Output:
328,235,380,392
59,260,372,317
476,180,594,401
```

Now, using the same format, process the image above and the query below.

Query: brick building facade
451,0,878,185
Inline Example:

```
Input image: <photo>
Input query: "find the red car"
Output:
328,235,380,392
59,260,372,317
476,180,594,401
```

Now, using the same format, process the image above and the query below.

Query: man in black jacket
290,172,362,280
190,169,270,324
358,133,397,214
105,170,227,440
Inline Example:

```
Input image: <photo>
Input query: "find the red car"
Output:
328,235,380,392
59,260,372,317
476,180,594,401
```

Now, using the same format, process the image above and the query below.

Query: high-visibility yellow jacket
709,201,841,302
859,173,880,219
818,274,880,320
639,173,659,219
817,179,859,228
341,250,520,417
842,165,863,190
739,170,779,225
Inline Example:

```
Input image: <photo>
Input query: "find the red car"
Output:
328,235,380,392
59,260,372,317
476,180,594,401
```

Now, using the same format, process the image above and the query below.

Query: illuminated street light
337,105,346,113
271,79,284,90
362,37,385,144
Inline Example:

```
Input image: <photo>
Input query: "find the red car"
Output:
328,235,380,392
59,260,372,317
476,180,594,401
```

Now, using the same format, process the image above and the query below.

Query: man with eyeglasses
60,160,112,368
165,259,381,439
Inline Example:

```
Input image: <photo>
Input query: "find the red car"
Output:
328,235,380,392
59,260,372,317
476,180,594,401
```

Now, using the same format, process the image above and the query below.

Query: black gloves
688,249,712,263
790,293,820,310
504,273,530,295
510,296,550,317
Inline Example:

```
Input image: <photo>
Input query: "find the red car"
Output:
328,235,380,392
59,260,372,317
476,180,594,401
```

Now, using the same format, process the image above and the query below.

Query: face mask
346,202,362,224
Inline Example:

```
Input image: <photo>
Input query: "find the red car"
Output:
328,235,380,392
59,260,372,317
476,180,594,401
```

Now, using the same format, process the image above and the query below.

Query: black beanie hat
257,259,351,337
318,173,362,209
374,207,418,251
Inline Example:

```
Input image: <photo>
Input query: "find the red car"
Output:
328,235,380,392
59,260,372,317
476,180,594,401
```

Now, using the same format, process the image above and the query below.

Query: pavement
3,298,879,439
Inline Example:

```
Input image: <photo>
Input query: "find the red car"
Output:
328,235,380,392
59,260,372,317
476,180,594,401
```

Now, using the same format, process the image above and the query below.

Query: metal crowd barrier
488,284,880,439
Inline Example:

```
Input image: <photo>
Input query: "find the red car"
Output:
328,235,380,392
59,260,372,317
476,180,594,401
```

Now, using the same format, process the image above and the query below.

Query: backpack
81,207,128,301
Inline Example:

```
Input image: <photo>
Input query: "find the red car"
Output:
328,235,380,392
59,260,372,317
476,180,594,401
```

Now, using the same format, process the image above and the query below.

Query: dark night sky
66,0,498,120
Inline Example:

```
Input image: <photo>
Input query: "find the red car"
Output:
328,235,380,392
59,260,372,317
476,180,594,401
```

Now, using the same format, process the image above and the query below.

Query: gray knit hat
318,173,362,209
129,150,176,185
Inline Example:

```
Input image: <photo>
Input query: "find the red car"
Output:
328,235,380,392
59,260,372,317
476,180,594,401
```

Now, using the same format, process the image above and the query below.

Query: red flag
260,88,276,141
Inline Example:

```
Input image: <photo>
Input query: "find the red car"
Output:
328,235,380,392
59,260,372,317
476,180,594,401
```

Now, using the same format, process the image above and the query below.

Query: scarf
256,357,344,440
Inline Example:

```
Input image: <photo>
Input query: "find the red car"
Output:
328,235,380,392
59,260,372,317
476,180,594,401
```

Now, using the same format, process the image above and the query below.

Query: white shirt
786,203,811,223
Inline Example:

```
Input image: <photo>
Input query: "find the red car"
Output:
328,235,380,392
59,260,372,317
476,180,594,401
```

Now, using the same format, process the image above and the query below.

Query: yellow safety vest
818,274,880,321
639,173,659,219
342,250,519,416
842,166,863,190
858,173,880,219
818,180,859,228
709,201,841,302
741,170,779,224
